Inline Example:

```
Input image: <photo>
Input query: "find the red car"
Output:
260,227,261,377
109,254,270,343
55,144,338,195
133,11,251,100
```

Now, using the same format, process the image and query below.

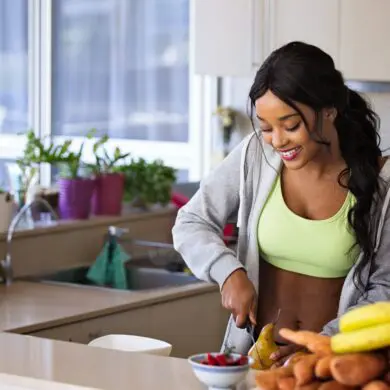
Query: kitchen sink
33,265,200,291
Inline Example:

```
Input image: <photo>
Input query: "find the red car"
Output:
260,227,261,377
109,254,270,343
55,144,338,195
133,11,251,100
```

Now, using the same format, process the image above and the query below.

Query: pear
248,309,281,370
258,323,279,368
248,323,278,370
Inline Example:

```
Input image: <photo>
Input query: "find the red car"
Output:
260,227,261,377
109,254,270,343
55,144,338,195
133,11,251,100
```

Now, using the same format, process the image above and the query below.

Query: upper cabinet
269,0,340,66
339,0,390,81
192,0,390,81
192,0,264,77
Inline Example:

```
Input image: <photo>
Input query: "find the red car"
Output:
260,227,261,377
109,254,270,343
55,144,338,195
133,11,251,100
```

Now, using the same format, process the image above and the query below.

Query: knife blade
246,320,262,365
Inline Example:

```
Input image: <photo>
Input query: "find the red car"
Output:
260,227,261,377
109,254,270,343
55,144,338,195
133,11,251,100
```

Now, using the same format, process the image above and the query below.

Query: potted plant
88,132,129,216
30,132,72,216
16,129,71,208
16,130,44,208
116,158,177,210
56,136,95,220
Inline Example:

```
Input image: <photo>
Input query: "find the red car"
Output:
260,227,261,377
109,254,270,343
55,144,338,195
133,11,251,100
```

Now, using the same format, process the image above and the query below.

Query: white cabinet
339,0,390,81
192,0,390,81
28,290,229,358
269,0,340,65
192,0,264,77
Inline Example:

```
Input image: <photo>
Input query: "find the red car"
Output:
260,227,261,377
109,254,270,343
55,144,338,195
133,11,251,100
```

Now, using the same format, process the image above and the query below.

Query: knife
246,320,262,364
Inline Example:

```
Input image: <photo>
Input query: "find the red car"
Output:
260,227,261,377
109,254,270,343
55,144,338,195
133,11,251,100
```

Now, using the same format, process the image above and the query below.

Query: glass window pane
0,160,15,191
52,0,189,142
0,0,28,134
175,169,188,183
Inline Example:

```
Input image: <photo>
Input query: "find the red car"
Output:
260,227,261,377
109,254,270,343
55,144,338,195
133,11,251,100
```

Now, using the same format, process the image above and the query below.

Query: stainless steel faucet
1,198,59,286
108,225,129,238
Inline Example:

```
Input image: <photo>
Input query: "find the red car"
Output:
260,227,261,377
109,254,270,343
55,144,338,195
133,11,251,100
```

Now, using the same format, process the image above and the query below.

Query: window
52,0,199,182
0,0,28,135
0,0,214,187
53,0,189,142
0,0,29,188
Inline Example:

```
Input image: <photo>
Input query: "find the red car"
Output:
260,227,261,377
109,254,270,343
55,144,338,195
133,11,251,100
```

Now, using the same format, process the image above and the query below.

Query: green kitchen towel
86,241,130,290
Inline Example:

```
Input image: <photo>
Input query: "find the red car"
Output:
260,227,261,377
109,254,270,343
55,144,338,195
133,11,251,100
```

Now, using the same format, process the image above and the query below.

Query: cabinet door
148,291,229,358
192,0,264,77
29,306,152,344
28,322,85,343
269,0,339,65
340,0,390,81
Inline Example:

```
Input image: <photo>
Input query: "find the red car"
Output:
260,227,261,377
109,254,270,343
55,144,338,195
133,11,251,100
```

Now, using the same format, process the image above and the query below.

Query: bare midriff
255,259,345,344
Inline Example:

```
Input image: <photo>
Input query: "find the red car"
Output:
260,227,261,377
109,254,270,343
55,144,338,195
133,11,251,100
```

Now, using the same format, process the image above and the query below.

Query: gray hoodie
172,133,390,354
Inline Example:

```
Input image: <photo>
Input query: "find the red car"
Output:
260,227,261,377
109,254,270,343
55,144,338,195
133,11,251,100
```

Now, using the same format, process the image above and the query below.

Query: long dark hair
249,41,382,290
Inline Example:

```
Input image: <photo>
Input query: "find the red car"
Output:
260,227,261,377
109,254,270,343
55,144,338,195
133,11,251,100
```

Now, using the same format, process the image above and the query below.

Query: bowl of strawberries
188,350,253,390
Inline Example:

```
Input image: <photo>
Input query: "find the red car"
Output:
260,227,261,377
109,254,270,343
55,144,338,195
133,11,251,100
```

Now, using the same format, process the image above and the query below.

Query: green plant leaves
115,158,177,206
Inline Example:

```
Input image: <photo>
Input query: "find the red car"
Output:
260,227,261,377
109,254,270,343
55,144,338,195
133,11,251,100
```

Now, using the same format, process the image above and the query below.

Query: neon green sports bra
257,175,359,278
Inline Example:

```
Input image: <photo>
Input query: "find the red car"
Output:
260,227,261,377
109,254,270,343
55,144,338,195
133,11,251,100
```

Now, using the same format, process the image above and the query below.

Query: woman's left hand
270,344,304,368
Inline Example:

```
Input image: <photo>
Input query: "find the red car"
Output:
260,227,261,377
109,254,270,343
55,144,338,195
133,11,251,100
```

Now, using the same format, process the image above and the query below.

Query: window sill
0,205,177,241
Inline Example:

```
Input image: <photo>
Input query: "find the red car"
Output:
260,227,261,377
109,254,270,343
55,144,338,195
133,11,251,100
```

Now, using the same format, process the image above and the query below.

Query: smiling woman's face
255,90,331,170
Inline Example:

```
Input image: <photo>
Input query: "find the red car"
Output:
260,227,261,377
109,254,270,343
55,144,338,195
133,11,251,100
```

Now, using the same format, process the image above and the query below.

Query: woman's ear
324,107,337,122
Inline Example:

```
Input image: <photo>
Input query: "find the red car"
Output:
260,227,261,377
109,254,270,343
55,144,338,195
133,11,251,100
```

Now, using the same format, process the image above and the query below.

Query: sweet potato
315,355,333,379
284,352,309,367
256,373,279,390
293,354,320,386
318,380,355,390
363,380,390,390
279,329,332,356
256,366,294,390
383,372,390,385
330,353,388,386
277,376,296,390
309,339,333,357
296,381,322,390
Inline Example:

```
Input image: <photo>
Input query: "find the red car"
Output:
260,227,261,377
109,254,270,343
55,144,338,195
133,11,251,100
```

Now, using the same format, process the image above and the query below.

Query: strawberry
207,353,219,366
215,354,228,366
236,356,248,366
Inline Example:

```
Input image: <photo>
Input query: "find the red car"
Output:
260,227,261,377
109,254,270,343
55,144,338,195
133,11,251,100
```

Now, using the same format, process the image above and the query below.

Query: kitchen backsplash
225,78,390,156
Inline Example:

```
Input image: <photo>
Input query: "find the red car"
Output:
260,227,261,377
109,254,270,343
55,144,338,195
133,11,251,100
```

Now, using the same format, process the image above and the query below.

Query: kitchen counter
0,332,256,389
0,281,217,333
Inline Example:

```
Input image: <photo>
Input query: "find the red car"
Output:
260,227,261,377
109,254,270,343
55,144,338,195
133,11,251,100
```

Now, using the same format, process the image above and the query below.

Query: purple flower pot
58,178,95,220
91,173,124,216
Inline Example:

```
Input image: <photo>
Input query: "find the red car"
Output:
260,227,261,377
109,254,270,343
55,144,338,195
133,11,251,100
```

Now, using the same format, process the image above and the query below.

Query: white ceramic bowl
188,352,253,390
88,334,172,356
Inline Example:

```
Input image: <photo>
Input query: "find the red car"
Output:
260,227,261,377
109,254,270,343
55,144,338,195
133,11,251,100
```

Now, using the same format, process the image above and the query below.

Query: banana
331,322,390,354
339,302,390,333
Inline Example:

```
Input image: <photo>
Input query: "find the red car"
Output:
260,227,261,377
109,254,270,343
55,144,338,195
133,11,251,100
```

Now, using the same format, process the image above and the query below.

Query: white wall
367,93,390,154
222,77,390,156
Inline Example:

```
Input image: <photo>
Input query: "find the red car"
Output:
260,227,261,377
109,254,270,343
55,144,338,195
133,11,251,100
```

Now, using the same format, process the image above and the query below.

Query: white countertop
0,281,216,333
0,333,255,390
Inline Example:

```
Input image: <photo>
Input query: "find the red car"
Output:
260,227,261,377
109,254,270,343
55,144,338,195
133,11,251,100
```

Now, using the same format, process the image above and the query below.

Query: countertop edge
6,281,219,334
0,206,177,240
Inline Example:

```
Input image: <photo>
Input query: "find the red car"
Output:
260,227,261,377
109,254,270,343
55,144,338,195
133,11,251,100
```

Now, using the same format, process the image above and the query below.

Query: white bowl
188,352,253,390
88,334,172,356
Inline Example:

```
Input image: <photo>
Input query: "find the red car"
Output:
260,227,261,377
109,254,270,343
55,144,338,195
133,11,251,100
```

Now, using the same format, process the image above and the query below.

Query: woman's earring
326,109,337,121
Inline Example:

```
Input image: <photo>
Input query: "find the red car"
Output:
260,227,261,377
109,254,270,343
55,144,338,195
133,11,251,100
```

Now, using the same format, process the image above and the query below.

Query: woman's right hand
221,269,257,328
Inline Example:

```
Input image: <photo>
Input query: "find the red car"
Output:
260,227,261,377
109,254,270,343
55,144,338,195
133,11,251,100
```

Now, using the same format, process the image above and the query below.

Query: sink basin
35,266,200,291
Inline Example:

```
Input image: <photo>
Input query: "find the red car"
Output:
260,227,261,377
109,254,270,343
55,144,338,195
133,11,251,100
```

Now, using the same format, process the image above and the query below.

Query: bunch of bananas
331,301,390,354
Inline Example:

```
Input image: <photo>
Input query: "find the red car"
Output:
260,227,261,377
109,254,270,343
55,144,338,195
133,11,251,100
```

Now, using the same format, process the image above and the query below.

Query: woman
172,42,390,365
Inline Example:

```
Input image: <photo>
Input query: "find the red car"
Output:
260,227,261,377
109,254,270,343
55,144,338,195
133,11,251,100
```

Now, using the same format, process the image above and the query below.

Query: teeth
280,147,300,158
